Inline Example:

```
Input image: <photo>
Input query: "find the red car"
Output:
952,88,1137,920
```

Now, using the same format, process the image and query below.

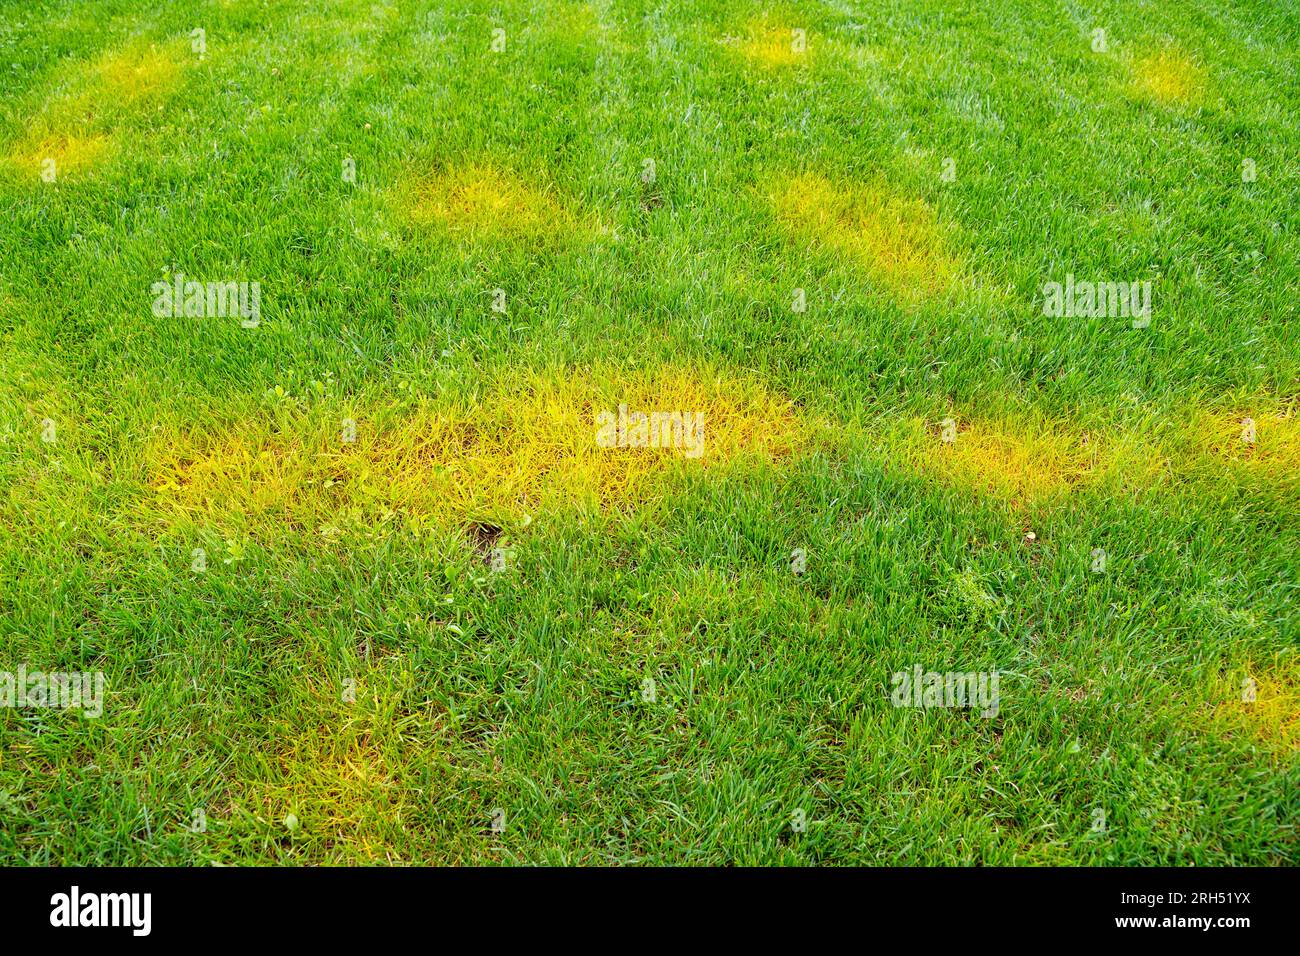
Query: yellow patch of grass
1189,409,1300,473
1158,405,1300,502
886,414,1099,505
546,2,602,42
7,132,113,180
143,366,807,536
1211,661,1299,754
766,171,961,300
6,38,185,179
1131,48,1203,105
873,401,1296,505
244,721,435,862
735,19,814,69
85,42,183,108
400,162,582,241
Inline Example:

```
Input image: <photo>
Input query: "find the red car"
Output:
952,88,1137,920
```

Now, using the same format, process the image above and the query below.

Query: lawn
0,0,1296,865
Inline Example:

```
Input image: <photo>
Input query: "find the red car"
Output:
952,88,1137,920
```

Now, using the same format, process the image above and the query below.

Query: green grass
0,0,1296,865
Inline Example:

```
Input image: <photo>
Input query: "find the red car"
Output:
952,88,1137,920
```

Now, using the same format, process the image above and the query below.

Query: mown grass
0,0,1296,865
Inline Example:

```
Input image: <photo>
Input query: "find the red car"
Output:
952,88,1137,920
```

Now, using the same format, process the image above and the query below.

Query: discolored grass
4,37,188,179
887,414,1096,505
141,365,808,536
1210,658,1300,755
398,162,584,241
733,17,815,70
765,171,963,300
1130,47,1205,105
